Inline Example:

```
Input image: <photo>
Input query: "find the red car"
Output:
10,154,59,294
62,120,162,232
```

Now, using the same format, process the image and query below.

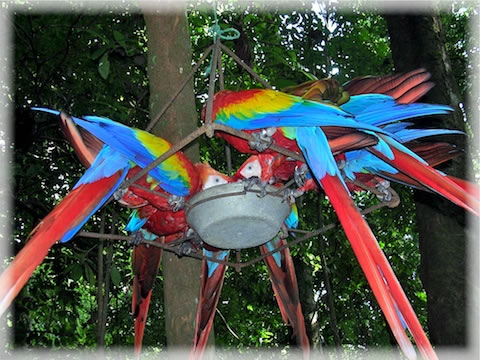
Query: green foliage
6,1,470,356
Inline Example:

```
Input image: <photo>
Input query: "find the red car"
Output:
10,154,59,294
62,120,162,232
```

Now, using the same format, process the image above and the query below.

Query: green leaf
113,30,125,45
70,264,82,281
111,265,121,286
84,265,96,286
98,53,110,79
90,47,107,60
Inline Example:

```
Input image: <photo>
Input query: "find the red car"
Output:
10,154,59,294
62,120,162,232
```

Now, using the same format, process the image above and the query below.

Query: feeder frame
78,37,401,268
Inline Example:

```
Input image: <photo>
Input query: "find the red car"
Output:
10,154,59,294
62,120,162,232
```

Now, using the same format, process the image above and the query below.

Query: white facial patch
240,159,261,179
203,175,229,189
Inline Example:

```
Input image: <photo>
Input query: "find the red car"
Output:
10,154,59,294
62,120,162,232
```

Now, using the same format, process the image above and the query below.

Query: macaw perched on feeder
39,111,202,357
205,75,476,358
189,163,231,360
228,148,429,358
0,109,201,319
235,155,310,356
210,82,477,215
190,162,309,360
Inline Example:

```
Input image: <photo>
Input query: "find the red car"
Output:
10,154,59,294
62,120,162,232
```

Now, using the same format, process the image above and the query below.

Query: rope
203,0,240,77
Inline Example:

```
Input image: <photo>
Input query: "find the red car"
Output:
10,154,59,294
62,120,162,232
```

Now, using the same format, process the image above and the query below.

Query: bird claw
337,158,346,170
375,180,392,202
168,195,185,212
113,187,128,201
283,188,304,204
176,241,196,257
279,224,289,239
243,177,268,197
248,128,276,152
128,230,145,247
175,229,201,257
294,163,309,188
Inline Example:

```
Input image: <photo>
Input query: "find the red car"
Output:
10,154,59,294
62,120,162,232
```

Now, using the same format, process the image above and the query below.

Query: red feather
132,234,173,358
370,137,479,215
344,68,433,104
321,174,436,360
189,252,229,360
0,172,124,315
260,239,310,358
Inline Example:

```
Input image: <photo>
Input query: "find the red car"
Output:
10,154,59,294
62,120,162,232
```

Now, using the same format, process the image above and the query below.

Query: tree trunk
142,5,208,351
384,13,470,348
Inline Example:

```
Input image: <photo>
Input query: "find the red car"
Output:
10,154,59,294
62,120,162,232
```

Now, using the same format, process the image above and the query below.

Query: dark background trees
1,1,476,357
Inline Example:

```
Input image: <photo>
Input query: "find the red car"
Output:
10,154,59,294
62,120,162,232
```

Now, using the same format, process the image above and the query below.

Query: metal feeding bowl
186,182,291,250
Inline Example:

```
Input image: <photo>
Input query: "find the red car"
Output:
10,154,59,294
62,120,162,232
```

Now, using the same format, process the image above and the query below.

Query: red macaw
48,111,203,357
204,70,476,358
235,156,310,355
235,154,426,359
0,109,200,322
190,162,309,359
285,69,479,201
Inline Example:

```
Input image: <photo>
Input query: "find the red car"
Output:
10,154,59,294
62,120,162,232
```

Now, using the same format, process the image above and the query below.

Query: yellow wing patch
222,90,298,120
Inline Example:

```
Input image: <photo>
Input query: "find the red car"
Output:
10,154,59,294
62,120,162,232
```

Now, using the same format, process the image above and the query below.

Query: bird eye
215,178,220,182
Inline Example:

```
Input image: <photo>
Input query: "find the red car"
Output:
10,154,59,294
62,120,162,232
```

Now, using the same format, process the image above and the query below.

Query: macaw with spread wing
211,69,477,215
206,78,473,358
0,108,200,320
38,111,199,357
190,162,309,360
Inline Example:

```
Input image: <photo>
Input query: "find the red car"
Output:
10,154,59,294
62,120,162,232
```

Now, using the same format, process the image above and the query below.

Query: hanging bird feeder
186,182,291,249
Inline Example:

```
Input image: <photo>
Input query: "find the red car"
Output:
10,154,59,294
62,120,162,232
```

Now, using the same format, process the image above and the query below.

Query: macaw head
194,162,231,190
234,154,284,184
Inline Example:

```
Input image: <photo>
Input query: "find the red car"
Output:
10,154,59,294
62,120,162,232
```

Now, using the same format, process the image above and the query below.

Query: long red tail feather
132,235,165,358
321,174,437,359
0,172,124,315
134,291,152,358
260,239,310,358
189,253,229,360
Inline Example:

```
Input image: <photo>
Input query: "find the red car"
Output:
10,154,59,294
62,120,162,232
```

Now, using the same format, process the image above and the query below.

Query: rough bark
384,13,469,347
142,6,208,350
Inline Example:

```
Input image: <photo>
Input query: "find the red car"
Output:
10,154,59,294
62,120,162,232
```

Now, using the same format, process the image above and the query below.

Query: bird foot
294,163,310,188
375,180,392,202
175,229,202,257
168,195,185,212
279,223,289,239
248,127,276,152
128,230,145,247
283,188,304,204
243,177,268,197
113,187,128,201
337,158,346,170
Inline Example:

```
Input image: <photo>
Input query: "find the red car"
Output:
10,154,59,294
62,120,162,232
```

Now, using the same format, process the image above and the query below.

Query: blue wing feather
32,108,189,196
62,146,130,242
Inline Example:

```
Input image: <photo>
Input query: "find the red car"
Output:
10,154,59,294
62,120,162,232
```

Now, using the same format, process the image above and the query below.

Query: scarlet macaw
235,156,310,356
206,77,470,358
0,109,200,319
285,68,479,202
235,153,427,359
189,162,309,359
51,111,202,357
